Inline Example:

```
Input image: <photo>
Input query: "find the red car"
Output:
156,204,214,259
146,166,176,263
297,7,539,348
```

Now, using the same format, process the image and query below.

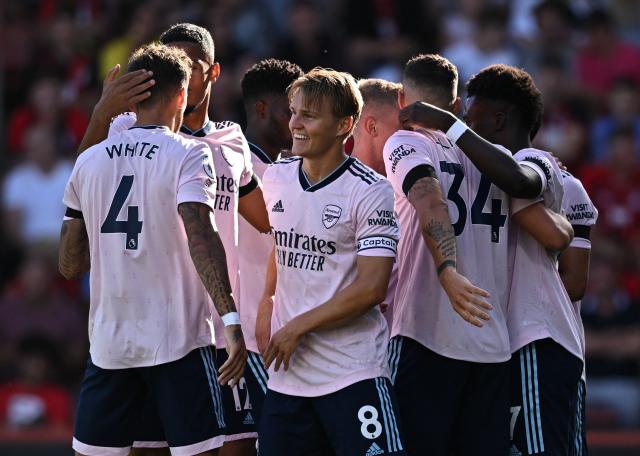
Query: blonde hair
288,67,363,127
358,78,402,109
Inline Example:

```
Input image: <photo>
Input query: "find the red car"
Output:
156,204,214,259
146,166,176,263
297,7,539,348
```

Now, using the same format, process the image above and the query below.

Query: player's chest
211,147,244,209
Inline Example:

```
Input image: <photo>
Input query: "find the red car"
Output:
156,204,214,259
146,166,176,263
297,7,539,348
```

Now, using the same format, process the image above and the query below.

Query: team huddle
58,22,598,456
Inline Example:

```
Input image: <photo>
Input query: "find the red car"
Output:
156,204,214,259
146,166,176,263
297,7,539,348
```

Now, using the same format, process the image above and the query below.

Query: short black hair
241,58,303,104
467,64,544,137
160,23,215,63
403,54,458,103
127,43,192,108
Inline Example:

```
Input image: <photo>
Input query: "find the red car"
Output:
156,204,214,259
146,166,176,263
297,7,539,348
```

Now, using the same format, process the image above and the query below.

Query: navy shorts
388,335,510,456
259,377,406,456
73,346,226,456
573,380,588,456
510,339,583,456
216,348,268,442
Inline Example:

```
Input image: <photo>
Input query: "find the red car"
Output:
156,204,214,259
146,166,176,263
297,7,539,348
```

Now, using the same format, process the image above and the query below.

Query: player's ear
398,89,406,109
337,116,354,137
209,62,220,83
495,111,506,132
451,96,462,117
255,100,267,120
365,116,377,137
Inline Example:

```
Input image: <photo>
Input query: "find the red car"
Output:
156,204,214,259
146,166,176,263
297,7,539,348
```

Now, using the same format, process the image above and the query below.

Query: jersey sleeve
238,134,258,196
562,174,598,249
511,149,563,215
355,180,399,257
383,131,436,197
62,162,82,215
177,142,218,213
108,112,136,136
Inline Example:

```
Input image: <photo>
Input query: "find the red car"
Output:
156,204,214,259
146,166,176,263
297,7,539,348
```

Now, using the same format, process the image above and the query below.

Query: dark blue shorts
388,335,510,456
73,346,226,456
574,379,588,456
216,349,268,441
259,377,406,456
510,338,583,456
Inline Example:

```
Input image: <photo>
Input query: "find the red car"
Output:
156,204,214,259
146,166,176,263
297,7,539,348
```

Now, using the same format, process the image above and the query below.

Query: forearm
261,247,277,299
238,186,271,233
408,178,456,273
179,203,237,316
77,109,111,155
58,220,90,279
292,276,386,334
455,128,542,199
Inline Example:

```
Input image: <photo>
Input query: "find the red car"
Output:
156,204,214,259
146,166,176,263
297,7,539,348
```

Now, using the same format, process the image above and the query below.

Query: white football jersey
262,156,399,397
508,148,584,361
237,142,276,353
63,125,217,369
110,113,256,348
383,129,513,363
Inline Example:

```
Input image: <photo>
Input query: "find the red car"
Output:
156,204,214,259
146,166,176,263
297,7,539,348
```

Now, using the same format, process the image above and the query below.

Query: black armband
572,225,591,240
402,164,437,196
239,175,259,197
65,207,83,219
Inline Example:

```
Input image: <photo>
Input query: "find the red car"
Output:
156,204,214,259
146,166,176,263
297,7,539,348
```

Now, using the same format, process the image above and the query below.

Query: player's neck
182,94,211,132
502,133,532,155
302,144,348,184
244,124,281,162
135,106,180,132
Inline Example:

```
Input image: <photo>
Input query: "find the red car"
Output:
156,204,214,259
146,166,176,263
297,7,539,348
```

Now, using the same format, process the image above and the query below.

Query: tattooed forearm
178,202,237,316
408,176,457,274
59,219,90,279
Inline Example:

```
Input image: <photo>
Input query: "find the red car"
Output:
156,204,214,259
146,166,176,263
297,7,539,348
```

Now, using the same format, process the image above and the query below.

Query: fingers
122,71,155,95
104,64,121,84
263,342,276,369
455,305,485,328
128,91,152,105
469,285,490,299
218,347,247,387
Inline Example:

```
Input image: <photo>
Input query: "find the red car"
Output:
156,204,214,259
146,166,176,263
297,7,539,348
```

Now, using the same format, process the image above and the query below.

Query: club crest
203,158,215,179
322,204,342,229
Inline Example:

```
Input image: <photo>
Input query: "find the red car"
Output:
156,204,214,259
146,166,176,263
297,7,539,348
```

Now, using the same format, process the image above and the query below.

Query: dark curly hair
403,54,458,103
241,58,303,104
466,64,544,139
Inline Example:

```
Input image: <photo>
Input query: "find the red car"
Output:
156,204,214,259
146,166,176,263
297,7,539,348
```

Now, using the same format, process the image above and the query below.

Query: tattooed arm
407,176,492,327
58,219,90,279
178,202,247,385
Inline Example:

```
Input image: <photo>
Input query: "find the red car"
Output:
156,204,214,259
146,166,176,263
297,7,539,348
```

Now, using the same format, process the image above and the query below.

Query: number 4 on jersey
101,175,143,250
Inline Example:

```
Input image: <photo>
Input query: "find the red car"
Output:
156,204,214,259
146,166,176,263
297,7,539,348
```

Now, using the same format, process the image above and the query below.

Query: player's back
384,129,511,362
66,125,216,369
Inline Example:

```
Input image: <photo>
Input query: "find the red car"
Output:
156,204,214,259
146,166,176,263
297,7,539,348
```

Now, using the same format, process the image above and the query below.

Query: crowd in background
1,0,640,433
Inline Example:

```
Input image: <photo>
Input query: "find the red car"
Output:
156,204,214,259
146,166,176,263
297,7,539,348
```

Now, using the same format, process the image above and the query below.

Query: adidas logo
272,200,284,212
365,442,384,456
243,412,255,425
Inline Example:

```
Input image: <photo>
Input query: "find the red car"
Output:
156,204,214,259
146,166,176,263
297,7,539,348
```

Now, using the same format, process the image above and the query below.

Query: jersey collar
299,156,354,192
248,141,276,164
180,120,215,137
128,125,169,131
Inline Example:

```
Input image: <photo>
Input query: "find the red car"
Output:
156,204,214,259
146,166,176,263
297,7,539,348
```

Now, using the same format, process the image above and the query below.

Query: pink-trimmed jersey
508,148,584,361
262,156,399,397
383,129,512,363
63,125,217,369
237,142,276,353
110,114,256,348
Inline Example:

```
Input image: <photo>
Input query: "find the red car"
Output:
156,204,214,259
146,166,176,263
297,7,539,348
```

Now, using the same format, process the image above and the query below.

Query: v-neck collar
298,156,353,192
180,120,215,137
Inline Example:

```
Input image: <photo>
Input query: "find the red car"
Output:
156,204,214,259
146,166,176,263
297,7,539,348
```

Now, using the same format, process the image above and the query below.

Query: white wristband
445,119,468,144
222,312,241,326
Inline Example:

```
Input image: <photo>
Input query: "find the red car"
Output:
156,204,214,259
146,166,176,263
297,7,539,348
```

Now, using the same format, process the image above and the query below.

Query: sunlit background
2,1,640,454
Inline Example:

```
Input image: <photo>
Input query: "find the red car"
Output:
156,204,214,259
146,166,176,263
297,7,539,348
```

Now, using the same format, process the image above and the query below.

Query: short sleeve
562,174,598,249
383,130,437,197
108,112,136,136
355,180,399,257
238,133,255,188
511,148,564,215
177,142,218,212
62,162,82,212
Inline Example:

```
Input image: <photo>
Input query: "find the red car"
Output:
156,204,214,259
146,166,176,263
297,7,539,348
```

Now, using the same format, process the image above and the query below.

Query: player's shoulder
263,156,301,181
347,157,385,188
515,147,558,179
561,170,591,202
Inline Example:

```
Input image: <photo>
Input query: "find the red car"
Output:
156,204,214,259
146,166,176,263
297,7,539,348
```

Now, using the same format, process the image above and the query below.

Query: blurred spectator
533,54,591,168
2,125,73,246
590,77,640,161
443,6,519,88
7,77,89,155
582,259,640,428
580,126,640,241
0,335,72,429
576,8,640,98
0,250,86,376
